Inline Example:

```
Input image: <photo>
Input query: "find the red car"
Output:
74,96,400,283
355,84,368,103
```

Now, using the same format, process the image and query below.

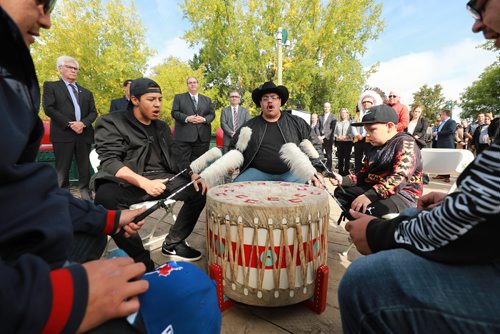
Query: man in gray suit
319,102,337,172
171,76,215,162
220,90,250,153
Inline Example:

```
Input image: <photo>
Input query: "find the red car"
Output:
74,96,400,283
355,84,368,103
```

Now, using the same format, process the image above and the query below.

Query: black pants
353,140,370,174
322,138,334,171
53,139,92,192
477,143,489,155
334,185,404,219
172,139,210,163
94,174,206,270
336,141,353,176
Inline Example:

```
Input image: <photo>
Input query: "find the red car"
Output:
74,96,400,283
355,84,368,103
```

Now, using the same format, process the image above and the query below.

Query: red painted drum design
206,181,329,306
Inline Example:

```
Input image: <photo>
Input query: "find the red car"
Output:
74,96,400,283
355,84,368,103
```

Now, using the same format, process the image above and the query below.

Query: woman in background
406,104,428,141
334,108,354,176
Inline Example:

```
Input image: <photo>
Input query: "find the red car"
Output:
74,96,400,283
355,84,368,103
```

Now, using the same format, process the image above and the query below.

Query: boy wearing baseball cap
330,104,424,219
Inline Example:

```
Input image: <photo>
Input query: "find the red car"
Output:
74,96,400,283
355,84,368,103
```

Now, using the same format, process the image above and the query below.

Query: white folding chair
421,148,474,193
90,149,177,252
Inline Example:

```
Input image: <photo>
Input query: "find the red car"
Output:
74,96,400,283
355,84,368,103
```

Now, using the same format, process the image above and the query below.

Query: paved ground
89,175,453,334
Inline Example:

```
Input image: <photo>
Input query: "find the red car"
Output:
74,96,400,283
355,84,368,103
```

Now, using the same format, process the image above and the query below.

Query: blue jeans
338,249,500,333
234,167,306,183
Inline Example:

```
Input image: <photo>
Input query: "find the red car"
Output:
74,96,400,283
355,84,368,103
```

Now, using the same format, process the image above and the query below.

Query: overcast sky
134,0,497,113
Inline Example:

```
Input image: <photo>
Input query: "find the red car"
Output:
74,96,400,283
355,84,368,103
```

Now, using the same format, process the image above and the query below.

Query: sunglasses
466,0,486,21
37,0,57,14
388,95,397,98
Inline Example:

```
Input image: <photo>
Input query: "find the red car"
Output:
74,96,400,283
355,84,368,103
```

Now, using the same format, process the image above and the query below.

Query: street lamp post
276,27,289,85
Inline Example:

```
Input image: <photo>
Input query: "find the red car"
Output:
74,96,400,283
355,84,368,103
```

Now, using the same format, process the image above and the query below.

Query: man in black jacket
231,81,323,186
109,79,132,112
338,2,500,332
43,55,97,200
432,109,457,182
93,78,207,267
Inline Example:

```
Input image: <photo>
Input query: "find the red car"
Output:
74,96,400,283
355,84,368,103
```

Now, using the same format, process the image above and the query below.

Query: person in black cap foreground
329,104,424,218
0,1,159,332
230,81,324,185
92,78,207,269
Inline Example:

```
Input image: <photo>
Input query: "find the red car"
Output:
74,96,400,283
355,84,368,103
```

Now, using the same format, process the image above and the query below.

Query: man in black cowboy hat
230,81,323,184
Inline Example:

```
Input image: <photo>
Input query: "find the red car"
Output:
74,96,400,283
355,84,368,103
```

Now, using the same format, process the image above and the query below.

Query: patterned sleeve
364,138,418,201
366,141,500,263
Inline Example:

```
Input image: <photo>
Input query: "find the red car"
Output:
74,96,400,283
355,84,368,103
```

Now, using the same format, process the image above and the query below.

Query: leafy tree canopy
459,61,500,119
181,0,383,117
33,0,154,118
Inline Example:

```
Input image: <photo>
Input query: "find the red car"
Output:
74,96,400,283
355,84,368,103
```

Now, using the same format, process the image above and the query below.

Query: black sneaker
161,241,202,262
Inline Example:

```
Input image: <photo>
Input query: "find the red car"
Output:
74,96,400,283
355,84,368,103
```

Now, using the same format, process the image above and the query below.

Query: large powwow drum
206,181,329,306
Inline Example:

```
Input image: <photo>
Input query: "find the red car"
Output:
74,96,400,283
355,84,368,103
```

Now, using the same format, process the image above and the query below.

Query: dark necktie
192,96,198,110
69,84,81,121
233,107,238,130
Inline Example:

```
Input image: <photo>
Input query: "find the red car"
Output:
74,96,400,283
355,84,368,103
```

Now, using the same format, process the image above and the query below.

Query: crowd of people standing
314,94,498,179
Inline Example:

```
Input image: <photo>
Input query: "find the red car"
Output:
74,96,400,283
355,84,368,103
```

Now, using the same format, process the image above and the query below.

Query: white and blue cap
138,261,222,333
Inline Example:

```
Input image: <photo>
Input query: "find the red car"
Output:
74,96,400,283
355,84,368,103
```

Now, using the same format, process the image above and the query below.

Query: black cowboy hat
251,81,289,107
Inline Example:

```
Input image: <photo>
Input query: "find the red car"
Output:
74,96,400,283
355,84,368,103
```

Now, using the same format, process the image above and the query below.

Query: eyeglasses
466,0,487,21
388,95,397,98
362,100,373,104
230,95,240,98
261,95,280,101
63,65,79,71
37,0,57,14
187,81,198,84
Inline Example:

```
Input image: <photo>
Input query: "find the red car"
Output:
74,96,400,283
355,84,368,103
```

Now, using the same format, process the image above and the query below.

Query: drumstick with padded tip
161,147,222,184
235,126,252,152
132,163,221,223
199,150,244,186
280,143,349,215
200,126,251,186
297,140,353,254
132,137,248,222
299,139,346,194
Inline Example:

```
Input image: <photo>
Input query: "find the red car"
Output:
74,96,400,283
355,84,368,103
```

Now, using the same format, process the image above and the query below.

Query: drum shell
206,181,329,306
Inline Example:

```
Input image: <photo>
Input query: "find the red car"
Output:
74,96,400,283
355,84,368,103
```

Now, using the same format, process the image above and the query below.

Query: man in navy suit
319,102,337,172
220,90,250,153
171,76,215,162
43,56,97,200
432,109,457,182
109,79,131,113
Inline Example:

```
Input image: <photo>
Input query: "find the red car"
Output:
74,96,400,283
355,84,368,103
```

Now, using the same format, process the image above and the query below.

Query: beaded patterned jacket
342,132,424,208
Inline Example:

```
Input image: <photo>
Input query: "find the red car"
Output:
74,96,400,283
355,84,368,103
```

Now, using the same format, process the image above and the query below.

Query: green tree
181,0,383,116
32,0,154,118
411,84,447,121
459,62,500,119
